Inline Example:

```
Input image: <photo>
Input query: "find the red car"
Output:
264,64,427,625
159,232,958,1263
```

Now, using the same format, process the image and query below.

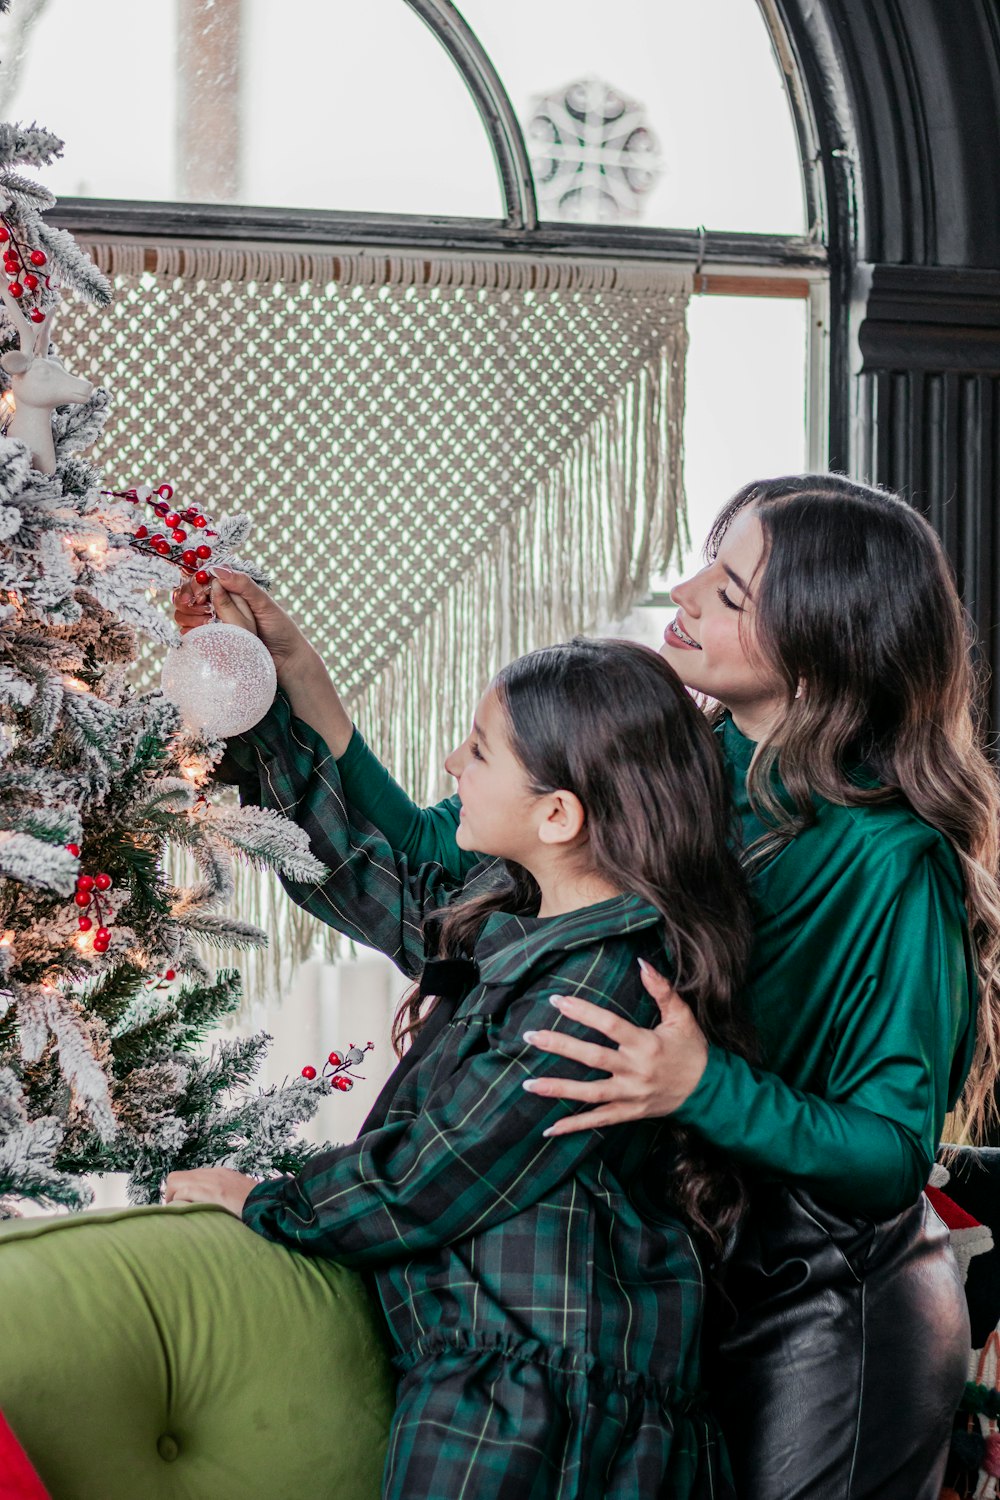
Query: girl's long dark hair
395,638,755,1252
707,473,1000,1142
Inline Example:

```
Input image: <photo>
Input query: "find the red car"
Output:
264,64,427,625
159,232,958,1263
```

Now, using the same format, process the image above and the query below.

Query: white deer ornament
0,281,93,474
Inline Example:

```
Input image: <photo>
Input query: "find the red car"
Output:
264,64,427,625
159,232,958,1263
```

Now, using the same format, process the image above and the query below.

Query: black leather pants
708,1187,969,1500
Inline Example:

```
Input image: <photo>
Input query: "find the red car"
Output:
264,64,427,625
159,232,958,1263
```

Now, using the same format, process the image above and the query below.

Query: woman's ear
537,789,586,846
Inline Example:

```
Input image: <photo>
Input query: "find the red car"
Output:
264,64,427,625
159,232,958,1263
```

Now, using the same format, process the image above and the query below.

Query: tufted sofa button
157,1433,180,1462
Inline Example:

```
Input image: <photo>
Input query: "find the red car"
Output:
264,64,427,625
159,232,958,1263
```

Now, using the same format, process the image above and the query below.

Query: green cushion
0,1202,394,1499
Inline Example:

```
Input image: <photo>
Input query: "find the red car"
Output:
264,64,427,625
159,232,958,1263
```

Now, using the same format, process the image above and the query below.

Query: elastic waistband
393,1328,701,1410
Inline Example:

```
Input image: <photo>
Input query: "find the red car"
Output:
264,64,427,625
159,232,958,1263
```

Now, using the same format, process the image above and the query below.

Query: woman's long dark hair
707,473,1000,1141
395,638,756,1252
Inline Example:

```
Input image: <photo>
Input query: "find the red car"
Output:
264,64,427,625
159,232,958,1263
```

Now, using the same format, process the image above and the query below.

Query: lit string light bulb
178,754,212,785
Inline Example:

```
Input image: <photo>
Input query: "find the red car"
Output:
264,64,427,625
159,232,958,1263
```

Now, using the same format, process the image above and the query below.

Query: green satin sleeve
336,727,475,881
672,840,976,1218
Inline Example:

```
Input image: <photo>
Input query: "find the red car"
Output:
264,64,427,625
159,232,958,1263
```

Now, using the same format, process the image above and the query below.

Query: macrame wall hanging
56,241,691,997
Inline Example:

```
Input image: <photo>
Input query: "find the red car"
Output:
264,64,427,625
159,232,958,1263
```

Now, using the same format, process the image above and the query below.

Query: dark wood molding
851,263,1000,722
48,198,825,272
859,265,1000,375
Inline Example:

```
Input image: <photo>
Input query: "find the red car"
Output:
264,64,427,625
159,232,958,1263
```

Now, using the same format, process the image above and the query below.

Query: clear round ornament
160,622,277,737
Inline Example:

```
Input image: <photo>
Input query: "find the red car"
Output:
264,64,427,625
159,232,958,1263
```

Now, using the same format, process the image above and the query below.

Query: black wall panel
773,1,1000,714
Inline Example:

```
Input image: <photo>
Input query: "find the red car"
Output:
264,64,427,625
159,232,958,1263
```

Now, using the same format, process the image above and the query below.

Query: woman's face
660,507,787,736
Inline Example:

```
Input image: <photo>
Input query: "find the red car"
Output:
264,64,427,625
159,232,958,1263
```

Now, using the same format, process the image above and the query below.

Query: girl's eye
469,740,484,761
716,587,743,613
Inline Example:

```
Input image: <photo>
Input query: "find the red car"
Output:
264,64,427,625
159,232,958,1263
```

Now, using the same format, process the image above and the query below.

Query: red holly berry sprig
100,482,218,585
300,1042,374,1090
66,843,115,953
0,219,48,324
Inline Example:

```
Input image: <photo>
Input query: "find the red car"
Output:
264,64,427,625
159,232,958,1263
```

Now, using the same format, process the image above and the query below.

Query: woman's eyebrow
473,719,490,746
723,564,753,599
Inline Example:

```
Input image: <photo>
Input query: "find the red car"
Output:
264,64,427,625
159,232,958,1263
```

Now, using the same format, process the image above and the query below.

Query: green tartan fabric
383,1338,729,1500
224,695,734,1498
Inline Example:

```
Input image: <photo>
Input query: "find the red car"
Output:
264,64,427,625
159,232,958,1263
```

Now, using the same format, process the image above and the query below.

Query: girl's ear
537,789,586,846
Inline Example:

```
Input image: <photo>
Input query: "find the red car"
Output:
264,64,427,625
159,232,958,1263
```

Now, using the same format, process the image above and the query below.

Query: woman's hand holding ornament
523,960,710,1134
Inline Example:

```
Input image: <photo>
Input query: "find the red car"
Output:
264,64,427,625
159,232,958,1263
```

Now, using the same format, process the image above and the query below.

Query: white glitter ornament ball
161,623,277,737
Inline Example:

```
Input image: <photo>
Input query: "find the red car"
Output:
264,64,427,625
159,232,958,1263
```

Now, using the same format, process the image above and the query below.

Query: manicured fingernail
637,958,651,974
550,996,567,1009
542,1126,558,1137
522,1030,540,1044
522,1079,539,1091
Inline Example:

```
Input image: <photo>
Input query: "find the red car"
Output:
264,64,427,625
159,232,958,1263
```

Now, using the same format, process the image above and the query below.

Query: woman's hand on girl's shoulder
525,960,709,1136
164,1166,258,1217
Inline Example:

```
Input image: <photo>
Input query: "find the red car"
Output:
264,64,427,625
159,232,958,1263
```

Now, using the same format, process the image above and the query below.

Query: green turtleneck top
333,714,977,1220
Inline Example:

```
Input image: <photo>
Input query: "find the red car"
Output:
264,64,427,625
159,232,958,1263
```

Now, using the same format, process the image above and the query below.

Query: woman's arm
526,856,974,1220
213,944,657,1264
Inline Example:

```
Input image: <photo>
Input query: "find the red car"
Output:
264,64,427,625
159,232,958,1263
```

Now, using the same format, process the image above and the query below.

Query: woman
167,640,755,1499
176,473,996,1498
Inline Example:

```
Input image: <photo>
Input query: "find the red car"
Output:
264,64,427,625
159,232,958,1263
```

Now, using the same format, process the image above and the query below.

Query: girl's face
446,687,547,863
660,506,786,736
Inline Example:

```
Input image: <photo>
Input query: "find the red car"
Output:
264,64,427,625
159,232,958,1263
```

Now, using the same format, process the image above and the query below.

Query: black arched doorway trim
771,0,1000,719
403,0,538,232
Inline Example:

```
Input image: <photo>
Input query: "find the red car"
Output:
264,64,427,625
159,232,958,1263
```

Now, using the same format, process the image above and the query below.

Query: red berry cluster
146,968,178,989
101,482,218,584
66,844,114,953
301,1042,374,1090
0,221,48,324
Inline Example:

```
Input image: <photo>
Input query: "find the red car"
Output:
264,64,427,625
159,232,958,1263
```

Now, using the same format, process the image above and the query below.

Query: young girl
166,639,754,1500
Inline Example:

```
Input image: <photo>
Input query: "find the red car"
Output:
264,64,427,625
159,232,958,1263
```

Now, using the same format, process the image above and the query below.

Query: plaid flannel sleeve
218,692,463,975
242,938,658,1266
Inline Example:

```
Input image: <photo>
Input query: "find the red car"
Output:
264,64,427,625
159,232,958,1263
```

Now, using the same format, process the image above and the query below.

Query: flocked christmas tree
0,118,360,1216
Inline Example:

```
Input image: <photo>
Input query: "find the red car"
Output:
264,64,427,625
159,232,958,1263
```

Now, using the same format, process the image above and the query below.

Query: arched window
459,0,806,235
0,1,809,233
0,0,502,217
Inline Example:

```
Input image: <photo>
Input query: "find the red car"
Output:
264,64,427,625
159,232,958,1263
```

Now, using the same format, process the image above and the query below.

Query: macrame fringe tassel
185,338,687,1007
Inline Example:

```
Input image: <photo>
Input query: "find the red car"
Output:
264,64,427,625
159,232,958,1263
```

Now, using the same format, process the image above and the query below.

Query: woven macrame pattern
55,243,690,990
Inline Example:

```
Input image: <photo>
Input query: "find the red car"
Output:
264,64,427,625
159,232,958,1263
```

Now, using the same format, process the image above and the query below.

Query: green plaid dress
224,697,734,1500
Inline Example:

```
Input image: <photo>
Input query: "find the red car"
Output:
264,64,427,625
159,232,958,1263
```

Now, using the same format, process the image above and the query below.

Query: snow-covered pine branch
34,223,113,306
172,911,269,951
0,829,76,894
199,803,329,883
0,1069,90,1217
0,122,63,171
14,987,115,1141
52,386,111,454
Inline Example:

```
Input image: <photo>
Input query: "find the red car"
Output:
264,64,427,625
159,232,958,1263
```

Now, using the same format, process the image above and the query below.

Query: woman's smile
663,616,701,651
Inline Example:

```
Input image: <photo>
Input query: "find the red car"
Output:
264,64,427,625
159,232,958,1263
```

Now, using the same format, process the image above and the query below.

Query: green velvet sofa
0,1202,395,1499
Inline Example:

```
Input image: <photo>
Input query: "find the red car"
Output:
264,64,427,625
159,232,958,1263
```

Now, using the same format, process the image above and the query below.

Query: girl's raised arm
336,730,472,879
175,569,473,879
219,689,473,976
